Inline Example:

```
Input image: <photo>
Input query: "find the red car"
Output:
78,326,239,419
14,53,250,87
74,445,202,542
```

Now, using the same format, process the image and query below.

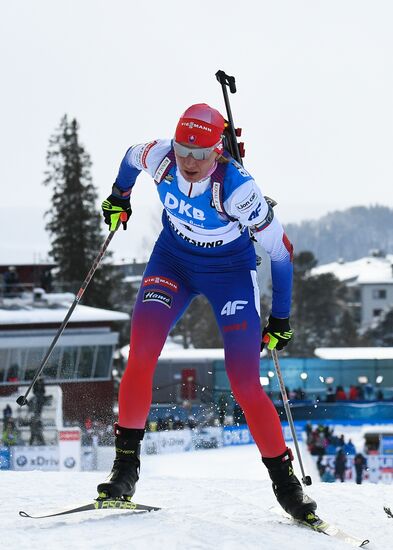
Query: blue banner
381,435,393,455
0,447,11,470
223,426,254,446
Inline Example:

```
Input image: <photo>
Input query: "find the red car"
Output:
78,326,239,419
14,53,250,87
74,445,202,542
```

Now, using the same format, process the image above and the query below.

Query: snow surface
3,444,392,550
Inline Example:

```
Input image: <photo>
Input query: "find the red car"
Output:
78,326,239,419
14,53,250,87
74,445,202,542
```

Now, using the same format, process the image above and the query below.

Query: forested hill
284,205,393,264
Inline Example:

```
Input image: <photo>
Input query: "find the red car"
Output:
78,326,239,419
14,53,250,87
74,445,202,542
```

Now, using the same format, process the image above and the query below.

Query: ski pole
270,348,312,486
16,212,128,407
215,69,243,165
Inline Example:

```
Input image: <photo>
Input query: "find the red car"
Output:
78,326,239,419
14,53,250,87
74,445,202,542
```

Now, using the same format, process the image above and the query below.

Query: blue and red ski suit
114,139,293,457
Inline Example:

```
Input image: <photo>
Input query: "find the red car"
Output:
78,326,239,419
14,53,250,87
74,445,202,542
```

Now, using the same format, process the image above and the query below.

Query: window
25,348,45,380
373,309,382,318
373,289,387,299
94,346,113,378
59,348,78,379
34,348,62,379
0,349,9,382
8,349,27,381
77,346,96,378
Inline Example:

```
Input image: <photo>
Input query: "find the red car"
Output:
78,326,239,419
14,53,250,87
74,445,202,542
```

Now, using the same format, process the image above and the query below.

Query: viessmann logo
143,276,179,292
181,122,212,132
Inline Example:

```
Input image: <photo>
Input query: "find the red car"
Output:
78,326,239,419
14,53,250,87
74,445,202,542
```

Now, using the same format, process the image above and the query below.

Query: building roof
315,347,393,360
311,254,393,285
120,340,268,361
0,291,129,326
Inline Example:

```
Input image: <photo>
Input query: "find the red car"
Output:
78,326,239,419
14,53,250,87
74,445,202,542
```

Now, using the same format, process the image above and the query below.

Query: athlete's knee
128,337,162,367
229,375,264,405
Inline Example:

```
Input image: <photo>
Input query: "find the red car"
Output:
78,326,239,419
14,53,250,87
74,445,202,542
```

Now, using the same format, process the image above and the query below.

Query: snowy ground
3,444,392,550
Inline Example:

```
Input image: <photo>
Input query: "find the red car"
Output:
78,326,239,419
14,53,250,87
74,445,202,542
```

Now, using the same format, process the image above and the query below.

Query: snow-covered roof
123,275,143,284
315,347,393,360
311,254,393,285
0,291,129,325
120,340,268,361
120,344,226,361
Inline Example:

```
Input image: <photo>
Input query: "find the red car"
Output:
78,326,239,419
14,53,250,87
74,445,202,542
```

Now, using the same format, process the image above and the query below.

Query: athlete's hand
101,195,132,231
261,315,293,351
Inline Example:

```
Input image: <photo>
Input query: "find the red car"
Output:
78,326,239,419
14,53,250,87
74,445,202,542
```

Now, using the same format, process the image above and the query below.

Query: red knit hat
175,103,225,147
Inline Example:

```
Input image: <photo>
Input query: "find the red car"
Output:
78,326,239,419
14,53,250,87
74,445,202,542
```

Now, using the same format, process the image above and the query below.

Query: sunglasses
173,140,220,161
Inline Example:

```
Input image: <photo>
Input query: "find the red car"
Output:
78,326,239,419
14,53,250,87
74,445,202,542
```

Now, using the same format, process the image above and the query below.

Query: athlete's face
175,143,218,183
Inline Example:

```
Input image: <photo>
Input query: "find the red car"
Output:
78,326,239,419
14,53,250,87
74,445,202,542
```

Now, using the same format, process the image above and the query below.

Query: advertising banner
223,426,254,446
143,430,193,454
59,428,81,471
0,447,11,470
192,426,223,449
12,446,59,471
380,436,393,455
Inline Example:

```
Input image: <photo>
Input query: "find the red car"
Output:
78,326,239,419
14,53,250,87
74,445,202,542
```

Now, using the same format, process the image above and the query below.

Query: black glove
261,315,293,351
101,194,132,231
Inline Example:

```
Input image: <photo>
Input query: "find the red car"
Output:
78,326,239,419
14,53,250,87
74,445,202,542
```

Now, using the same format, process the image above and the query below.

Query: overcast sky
1,0,392,265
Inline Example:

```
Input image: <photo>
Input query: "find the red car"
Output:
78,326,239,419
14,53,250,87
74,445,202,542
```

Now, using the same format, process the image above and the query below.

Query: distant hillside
285,205,393,264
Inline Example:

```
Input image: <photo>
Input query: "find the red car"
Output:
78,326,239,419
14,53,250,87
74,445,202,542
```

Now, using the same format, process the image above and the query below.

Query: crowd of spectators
1,378,51,447
268,383,385,404
79,398,248,446
305,423,367,484
325,384,384,402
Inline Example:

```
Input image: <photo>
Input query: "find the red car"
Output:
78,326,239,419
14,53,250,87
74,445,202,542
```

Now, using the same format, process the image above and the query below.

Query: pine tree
170,296,223,348
43,115,120,308
290,251,359,356
363,308,393,346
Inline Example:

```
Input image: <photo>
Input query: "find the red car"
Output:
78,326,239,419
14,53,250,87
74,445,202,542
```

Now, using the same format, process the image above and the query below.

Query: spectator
376,389,384,401
325,387,336,403
334,449,347,482
218,393,228,426
305,422,313,441
187,415,196,429
2,418,19,446
335,386,347,401
357,385,365,400
7,364,19,383
40,268,53,293
323,425,333,440
29,415,45,445
233,402,245,425
33,377,46,416
348,385,359,401
294,388,306,400
321,465,336,483
2,404,12,423
354,453,367,484
3,266,20,296
364,383,374,401
343,438,356,455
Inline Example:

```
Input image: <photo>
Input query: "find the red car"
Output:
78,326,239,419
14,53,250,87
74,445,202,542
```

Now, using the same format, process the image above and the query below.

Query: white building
0,289,129,423
311,252,393,330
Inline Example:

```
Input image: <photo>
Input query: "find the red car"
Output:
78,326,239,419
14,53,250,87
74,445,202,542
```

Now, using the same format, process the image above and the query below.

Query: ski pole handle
215,69,242,164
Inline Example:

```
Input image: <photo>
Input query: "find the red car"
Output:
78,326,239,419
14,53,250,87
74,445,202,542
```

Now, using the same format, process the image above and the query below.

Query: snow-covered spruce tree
43,115,120,308
290,251,360,356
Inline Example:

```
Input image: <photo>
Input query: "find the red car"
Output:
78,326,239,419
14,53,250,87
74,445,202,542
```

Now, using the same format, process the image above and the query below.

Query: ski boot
97,424,144,501
262,448,317,521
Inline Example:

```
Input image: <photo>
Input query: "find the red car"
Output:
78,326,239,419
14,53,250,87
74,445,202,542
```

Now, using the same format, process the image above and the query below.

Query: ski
384,506,393,518
271,507,369,548
19,498,161,519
